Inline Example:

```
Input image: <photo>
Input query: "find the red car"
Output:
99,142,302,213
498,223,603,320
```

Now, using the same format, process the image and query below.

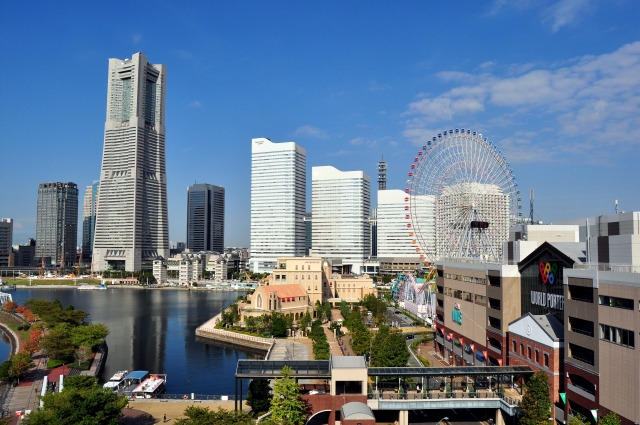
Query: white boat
77,282,107,290
109,370,129,382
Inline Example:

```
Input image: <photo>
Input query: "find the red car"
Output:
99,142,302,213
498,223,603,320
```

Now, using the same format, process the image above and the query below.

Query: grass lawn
4,279,102,286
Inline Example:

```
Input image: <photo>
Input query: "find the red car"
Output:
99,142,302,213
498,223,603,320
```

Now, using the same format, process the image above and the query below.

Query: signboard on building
452,303,462,325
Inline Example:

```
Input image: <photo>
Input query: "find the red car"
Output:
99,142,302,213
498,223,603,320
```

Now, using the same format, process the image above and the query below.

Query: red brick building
508,313,564,421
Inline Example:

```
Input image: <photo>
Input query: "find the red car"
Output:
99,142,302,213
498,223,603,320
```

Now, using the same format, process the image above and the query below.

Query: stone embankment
195,313,274,353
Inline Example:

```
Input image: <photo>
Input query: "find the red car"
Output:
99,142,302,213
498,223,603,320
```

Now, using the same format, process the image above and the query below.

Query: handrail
196,327,273,345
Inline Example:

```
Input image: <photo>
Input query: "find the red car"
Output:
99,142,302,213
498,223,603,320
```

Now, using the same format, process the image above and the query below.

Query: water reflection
11,288,260,395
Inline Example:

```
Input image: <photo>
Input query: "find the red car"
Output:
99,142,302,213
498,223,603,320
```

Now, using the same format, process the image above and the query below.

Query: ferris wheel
406,128,521,263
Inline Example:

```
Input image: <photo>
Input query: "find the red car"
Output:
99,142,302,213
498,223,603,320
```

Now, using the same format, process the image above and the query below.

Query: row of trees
309,320,330,359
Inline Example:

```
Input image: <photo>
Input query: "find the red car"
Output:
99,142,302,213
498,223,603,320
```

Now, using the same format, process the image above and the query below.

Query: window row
598,295,634,310
512,340,550,367
443,273,486,284
443,287,486,306
600,324,635,348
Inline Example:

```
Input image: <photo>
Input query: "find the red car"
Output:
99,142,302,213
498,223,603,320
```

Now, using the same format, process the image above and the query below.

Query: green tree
370,325,410,367
518,371,552,425
322,301,331,322
8,352,34,380
270,366,308,425
174,406,253,425
300,312,312,331
246,378,272,413
600,412,621,425
314,300,324,322
63,376,98,391
0,359,11,381
245,316,257,332
339,300,350,322
70,323,109,349
272,315,287,337
567,413,589,425
23,386,128,425
40,324,75,361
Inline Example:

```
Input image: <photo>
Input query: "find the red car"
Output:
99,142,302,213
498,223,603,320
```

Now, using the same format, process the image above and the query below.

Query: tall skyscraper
0,219,13,267
377,189,434,259
35,182,78,268
186,183,225,253
311,166,370,274
250,138,306,273
82,181,99,265
93,52,169,271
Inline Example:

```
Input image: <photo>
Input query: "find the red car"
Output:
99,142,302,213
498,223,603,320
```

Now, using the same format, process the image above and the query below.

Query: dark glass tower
35,182,78,268
186,184,225,253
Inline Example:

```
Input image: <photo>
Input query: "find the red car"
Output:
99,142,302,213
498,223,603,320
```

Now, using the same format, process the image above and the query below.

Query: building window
512,340,517,352
544,353,549,367
520,343,524,356
535,350,539,364
474,295,486,307
308,275,310,280
308,286,310,290
308,265,310,270
301,275,304,280
599,295,633,310
295,265,298,270
568,285,593,303
315,274,318,280
600,324,635,348
295,275,298,280
527,347,531,359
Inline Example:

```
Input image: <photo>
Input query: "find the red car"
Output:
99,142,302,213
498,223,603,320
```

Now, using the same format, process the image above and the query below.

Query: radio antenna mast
529,189,534,224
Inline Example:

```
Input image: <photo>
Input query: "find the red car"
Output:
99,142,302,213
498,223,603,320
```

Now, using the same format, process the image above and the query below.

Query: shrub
47,359,65,369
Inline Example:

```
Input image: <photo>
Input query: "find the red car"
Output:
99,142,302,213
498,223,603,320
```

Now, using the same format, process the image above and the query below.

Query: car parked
405,333,414,340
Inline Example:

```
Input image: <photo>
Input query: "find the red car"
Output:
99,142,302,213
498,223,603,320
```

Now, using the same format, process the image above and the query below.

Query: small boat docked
105,371,167,398
131,374,166,399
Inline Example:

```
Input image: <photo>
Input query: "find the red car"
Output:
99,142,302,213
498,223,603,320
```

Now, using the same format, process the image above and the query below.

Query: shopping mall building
434,214,640,425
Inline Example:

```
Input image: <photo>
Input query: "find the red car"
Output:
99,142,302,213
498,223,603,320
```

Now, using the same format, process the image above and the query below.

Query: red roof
266,284,306,299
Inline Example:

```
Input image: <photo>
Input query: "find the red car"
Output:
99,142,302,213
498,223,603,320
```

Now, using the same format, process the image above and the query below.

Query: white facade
250,138,306,273
93,52,169,272
436,182,509,259
377,189,434,260
311,166,370,274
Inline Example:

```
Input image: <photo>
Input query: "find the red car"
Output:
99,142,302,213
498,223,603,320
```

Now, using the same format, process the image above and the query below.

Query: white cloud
544,0,592,32
132,33,142,44
349,137,378,148
293,125,328,139
403,41,640,159
389,140,398,147
189,101,203,107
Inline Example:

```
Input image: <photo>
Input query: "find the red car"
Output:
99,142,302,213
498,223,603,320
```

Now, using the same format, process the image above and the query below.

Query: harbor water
10,288,260,396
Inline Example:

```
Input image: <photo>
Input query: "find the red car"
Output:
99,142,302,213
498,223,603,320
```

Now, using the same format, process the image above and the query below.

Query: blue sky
2,0,640,247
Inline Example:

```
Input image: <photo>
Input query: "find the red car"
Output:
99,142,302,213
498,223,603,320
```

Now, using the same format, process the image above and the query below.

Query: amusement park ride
392,128,521,321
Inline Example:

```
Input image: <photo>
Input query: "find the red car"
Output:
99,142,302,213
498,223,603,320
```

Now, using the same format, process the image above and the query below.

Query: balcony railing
574,263,640,273
569,354,594,366
570,328,594,338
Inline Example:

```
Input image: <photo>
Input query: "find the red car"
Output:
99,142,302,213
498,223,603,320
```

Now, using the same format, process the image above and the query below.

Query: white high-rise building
93,52,169,272
250,138,306,273
377,189,435,259
311,166,370,274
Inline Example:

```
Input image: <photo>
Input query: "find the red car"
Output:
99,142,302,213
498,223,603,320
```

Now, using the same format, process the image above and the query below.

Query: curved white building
250,138,306,273
378,189,434,259
311,166,370,274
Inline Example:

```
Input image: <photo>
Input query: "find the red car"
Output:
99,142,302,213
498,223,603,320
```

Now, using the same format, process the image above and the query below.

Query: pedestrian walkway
6,353,48,416
267,340,309,360
323,327,344,357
